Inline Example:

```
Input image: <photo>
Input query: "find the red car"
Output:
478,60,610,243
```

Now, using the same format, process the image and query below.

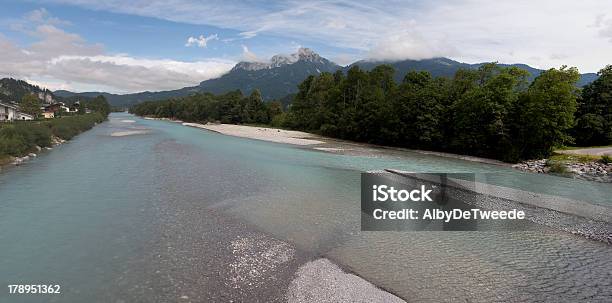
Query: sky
1,0,611,93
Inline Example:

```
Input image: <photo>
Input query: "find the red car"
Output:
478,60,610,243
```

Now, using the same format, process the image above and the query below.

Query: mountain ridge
51,49,599,107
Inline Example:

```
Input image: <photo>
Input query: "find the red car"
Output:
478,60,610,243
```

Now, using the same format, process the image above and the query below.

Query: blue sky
1,0,611,93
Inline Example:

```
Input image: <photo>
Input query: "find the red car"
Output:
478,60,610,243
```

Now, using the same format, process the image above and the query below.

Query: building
59,102,70,113
42,111,55,119
43,103,61,113
1,102,36,121
17,112,34,120
0,102,18,121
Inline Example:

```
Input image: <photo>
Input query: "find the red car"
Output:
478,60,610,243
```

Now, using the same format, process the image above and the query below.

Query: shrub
545,159,569,174
0,113,105,158
601,154,612,164
270,113,287,128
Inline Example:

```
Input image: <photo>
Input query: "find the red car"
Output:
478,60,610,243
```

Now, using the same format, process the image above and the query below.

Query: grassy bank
0,113,106,159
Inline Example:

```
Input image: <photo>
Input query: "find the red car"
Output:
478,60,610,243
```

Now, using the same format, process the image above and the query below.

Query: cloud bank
41,0,612,72
0,9,234,93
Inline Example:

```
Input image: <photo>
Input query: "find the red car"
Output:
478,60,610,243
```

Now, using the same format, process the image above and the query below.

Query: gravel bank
287,258,405,303
183,122,325,145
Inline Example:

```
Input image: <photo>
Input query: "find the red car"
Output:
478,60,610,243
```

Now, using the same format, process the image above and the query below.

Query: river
1,113,610,302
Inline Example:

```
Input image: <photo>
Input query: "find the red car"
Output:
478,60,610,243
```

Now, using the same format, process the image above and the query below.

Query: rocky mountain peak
296,47,322,62
232,48,328,71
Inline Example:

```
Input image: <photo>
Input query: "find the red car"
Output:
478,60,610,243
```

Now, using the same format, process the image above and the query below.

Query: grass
556,144,612,150
549,153,600,163
545,160,569,174
601,154,612,164
0,155,13,166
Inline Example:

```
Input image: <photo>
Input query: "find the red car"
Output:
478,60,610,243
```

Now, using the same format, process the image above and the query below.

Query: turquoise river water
1,113,610,302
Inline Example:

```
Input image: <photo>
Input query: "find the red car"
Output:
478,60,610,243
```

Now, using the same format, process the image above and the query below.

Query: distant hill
54,87,200,107
0,78,56,103
53,50,599,107
348,57,598,87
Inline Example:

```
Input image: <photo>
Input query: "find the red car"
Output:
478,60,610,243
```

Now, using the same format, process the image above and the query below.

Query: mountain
54,49,599,107
0,78,56,103
55,48,339,107
348,57,598,87
197,48,340,100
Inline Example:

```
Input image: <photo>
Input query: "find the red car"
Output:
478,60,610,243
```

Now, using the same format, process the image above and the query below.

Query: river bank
180,122,510,166
0,114,105,171
513,156,612,183
178,121,612,183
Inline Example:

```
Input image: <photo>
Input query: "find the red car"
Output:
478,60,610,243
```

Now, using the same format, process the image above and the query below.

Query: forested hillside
0,78,55,103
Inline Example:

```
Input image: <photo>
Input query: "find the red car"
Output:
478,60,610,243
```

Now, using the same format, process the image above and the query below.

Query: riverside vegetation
130,63,612,163
0,95,110,164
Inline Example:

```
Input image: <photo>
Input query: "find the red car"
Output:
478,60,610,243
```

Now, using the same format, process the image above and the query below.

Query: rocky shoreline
9,136,66,166
513,159,612,183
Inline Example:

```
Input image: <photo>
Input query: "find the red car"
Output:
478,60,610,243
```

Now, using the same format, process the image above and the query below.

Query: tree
448,64,529,159
511,66,580,159
397,71,449,148
266,101,283,121
81,95,111,117
19,93,41,117
573,65,612,146
243,89,268,124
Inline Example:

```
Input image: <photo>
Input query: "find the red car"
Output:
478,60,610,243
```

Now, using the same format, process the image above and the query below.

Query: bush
0,113,105,158
14,123,52,148
270,113,287,128
48,113,105,140
601,154,612,164
545,159,569,174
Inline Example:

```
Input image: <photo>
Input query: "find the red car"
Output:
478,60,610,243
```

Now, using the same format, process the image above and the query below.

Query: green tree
449,64,529,159
397,71,449,148
573,65,612,146
511,66,580,159
243,89,268,123
19,93,41,117
266,100,283,121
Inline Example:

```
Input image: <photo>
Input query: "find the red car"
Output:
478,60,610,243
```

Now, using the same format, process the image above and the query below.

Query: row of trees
283,64,583,161
130,90,283,125
130,63,611,162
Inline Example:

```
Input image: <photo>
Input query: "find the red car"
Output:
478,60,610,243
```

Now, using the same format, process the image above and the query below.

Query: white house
1,102,36,121
17,112,34,120
0,102,18,122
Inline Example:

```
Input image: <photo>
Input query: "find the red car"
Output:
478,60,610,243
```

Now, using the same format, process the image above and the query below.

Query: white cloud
594,14,612,43
241,45,259,62
239,31,257,39
367,22,457,61
41,0,612,72
185,33,218,48
0,10,234,93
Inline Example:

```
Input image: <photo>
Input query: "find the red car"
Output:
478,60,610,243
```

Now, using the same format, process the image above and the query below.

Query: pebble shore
513,159,612,183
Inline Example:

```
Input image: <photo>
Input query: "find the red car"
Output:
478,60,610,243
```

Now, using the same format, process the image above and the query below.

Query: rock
513,159,611,183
